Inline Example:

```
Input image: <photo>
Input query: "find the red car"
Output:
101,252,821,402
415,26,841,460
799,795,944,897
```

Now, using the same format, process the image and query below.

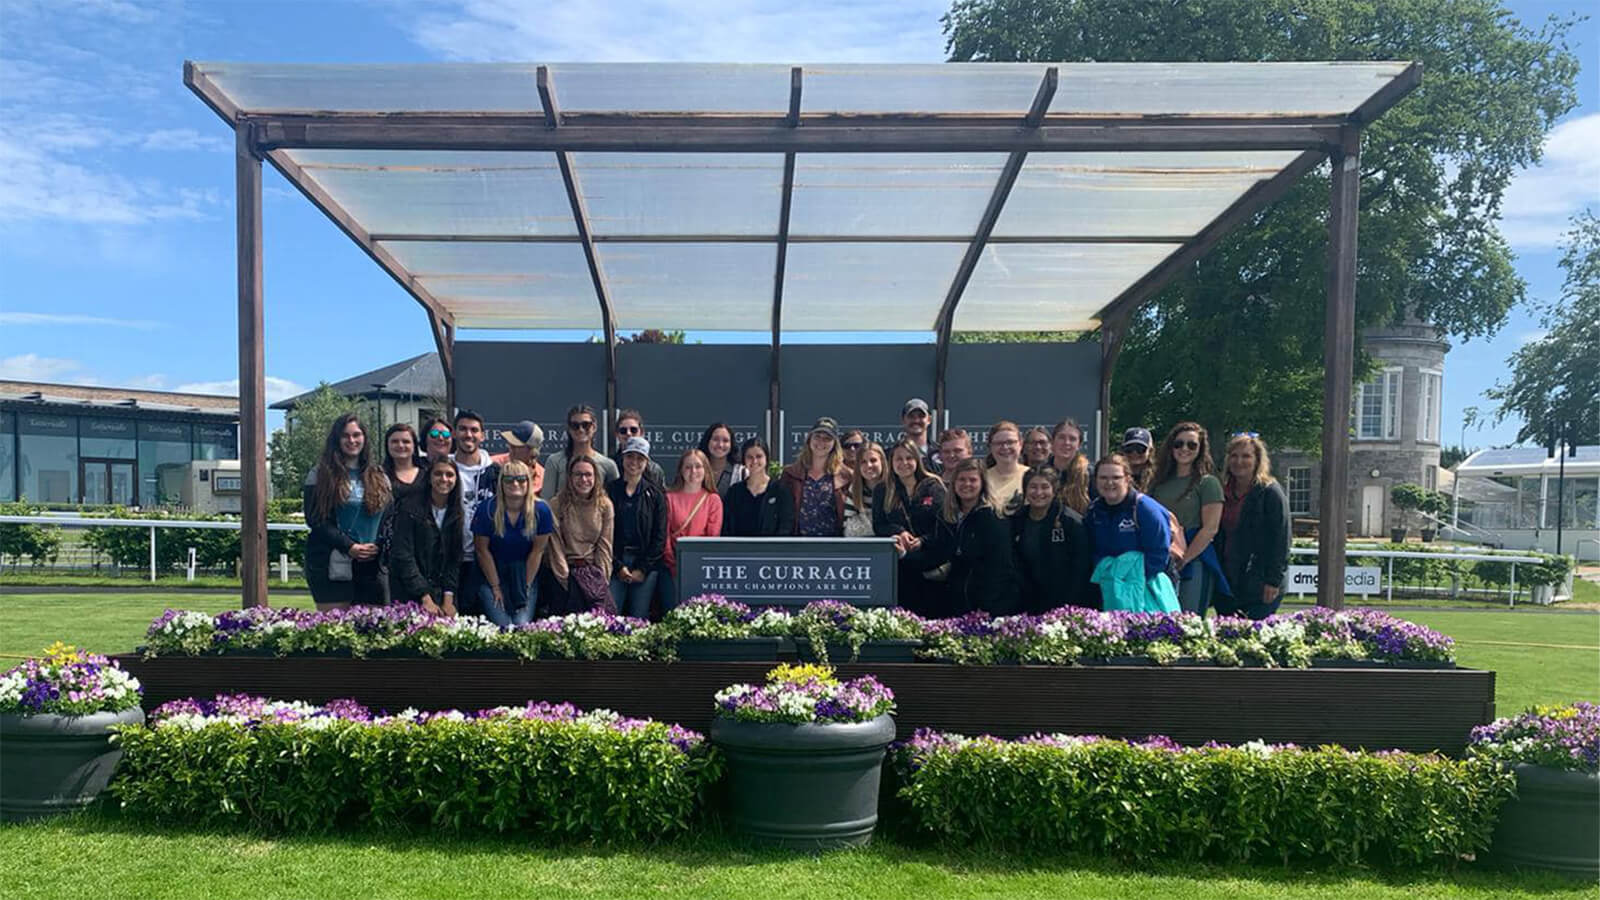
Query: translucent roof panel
599,243,775,331
802,64,1051,114
788,154,1007,237
571,153,783,236
994,151,1301,238
376,241,599,329
954,243,1182,331
284,150,575,236
782,243,967,331
1049,62,1411,115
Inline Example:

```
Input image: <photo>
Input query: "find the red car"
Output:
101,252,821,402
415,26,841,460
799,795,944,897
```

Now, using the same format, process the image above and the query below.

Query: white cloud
0,136,218,225
140,128,231,153
0,312,163,330
0,354,86,381
1499,113,1600,250
1518,329,1549,345
396,0,947,63
175,377,308,406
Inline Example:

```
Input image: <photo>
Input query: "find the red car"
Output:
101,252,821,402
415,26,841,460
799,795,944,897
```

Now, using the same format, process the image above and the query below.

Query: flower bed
714,664,895,724
1468,702,1599,773
110,695,719,840
889,728,1512,867
1,643,143,715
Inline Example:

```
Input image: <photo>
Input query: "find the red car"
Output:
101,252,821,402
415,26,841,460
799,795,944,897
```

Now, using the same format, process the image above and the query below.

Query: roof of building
0,380,239,419
1457,446,1600,478
271,352,444,410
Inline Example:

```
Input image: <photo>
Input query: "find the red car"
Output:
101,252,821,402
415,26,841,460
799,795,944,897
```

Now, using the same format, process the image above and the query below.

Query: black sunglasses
569,420,595,431
843,442,864,451
618,425,640,435
1174,440,1201,451
504,475,530,484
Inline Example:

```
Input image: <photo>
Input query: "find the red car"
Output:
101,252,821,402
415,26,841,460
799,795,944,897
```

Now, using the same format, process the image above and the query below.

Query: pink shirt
663,489,723,574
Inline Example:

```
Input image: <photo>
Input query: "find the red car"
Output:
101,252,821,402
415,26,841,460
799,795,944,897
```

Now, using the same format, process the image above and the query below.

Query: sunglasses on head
1233,431,1261,439
427,429,451,439
569,420,595,431
1174,440,1200,451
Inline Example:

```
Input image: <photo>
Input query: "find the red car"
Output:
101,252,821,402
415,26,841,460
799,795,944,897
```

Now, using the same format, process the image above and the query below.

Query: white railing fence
1288,545,1559,606
0,514,308,584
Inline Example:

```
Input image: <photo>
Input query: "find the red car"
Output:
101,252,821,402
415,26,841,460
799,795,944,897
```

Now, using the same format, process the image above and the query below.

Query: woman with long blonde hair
470,459,553,627
779,417,849,537
1048,419,1091,514
874,439,947,615
1213,433,1290,621
660,448,724,612
843,441,887,538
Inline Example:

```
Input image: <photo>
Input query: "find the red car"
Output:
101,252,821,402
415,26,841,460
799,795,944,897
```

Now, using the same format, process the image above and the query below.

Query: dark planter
675,638,785,662
794,638,922,664
1309,658,1456,670
1420,529,1437,543
1390,527,1408,543
0,706,145,821
1492,764,1600,877
711,714,897,849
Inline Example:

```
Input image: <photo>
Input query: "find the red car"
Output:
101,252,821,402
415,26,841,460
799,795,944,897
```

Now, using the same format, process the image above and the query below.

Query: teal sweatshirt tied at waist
1092,550,1180,613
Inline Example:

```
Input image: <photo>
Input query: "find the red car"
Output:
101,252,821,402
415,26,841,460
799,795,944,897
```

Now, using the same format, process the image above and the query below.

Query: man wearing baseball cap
491,420,546,495
1121,426,1155,492
900,398,937,471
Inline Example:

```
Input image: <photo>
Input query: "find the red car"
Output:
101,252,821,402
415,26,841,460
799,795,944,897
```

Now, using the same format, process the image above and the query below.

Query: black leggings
306,558,383,607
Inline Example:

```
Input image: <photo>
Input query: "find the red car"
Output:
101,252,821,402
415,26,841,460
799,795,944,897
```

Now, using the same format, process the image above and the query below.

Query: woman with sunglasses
1213,433,1290,621
1120,427,1156,492
899,457,1020,617
471,460,554,628
839,430,866,471
873,439,946,615
611,409,665,486
422,418,454,462
780,417,850,537
843,441,887,537
1149,422,1228,616
541,404,619,500
697,422,748,497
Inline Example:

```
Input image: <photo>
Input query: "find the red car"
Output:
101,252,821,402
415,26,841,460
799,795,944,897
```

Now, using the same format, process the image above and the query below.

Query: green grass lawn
0,813,1592,900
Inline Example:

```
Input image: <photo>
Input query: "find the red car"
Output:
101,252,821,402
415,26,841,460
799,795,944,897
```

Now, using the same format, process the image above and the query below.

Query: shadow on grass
18,807,1589,895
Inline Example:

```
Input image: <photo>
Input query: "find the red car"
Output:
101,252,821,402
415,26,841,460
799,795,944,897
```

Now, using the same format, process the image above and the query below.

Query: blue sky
0,0,1593,446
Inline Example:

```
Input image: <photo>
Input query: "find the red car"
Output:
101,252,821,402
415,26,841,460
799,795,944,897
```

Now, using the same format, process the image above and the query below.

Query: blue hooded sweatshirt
1084,491,1171,580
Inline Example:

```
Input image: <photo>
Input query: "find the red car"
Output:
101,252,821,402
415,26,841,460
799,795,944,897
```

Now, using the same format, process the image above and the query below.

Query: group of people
301,398,1290,624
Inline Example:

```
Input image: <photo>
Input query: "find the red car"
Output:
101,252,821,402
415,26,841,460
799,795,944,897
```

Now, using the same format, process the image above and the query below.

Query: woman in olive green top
1149,422,1227,615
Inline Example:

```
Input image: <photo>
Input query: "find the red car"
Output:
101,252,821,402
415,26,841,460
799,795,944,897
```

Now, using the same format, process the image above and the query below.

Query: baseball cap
620,436,652,459
1121,427,1154,450
500,420,544,449
902,398,930,417
810,416,839,440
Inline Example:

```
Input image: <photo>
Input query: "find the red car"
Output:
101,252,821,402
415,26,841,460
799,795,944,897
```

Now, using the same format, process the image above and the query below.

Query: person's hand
441,593,458,617
618,566,634,583
349,542,378,561
1262,584,1281,604
490,585,505,609
420,595,441,616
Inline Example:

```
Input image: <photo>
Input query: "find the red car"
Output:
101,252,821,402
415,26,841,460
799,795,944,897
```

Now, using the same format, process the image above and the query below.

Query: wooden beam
366,232,1196,245
1350,61,1422,125
184,61,239,124
540,67,619,416
1098,313,1129,458
237,109,1354,128
252,119,1341,154
428,312,456,417
771,68,801,454
264,150,454,329
1094,148,1325,325
235,123,268,609
1318,128,1361,611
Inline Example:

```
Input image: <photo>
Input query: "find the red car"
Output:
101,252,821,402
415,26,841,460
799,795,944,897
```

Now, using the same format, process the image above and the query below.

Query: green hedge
112,716,721,840
890,733,1514,867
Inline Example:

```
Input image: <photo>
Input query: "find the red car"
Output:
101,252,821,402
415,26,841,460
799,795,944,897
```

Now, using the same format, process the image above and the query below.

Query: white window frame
1419,368,1442,444
1287,466,1312,515
1353,367,1403,441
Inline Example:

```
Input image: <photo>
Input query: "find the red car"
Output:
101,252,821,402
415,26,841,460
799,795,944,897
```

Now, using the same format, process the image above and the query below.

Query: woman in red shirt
661,448,724,612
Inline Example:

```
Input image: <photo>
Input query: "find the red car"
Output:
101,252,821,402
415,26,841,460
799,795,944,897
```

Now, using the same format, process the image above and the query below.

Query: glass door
109,462,135,506
81,459,138,507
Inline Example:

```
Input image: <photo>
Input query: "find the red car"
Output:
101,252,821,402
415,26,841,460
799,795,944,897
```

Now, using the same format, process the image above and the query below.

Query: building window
1419,369,1442,444
79,417,137,459
1287,466,1312,515
194,424,238,461
1424,465,1437,491
1353,368,1402,440
17,413,77,504
0,411,15,502
139,422,193,507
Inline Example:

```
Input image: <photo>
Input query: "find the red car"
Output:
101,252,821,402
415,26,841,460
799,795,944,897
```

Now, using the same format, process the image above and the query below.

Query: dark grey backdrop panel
780,344,935,461
455,342,607,455
616,344,770,459
946,342,1100,458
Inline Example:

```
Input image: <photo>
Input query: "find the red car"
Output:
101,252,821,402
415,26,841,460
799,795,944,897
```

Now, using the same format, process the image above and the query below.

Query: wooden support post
236,123,268,609
1097,313,1128,458
770,68,801,465
1317,128,1361,610
429,311,456,417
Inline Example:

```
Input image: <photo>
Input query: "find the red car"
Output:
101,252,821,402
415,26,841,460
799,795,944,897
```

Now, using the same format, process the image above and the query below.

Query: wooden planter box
114,655,1495,755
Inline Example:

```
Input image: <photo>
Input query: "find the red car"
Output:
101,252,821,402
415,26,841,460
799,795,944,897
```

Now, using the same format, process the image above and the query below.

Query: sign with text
676,537,899,608
1286,565,1382,595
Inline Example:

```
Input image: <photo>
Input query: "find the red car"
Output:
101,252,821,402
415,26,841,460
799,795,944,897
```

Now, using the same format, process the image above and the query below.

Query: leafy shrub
111,696,721,840
0,501,61,568
890,729,1514,867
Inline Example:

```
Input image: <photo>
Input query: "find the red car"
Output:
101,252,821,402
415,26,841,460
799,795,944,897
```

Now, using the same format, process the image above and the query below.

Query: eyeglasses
1122,446,1149,455
426,429,451,439
843,442,863,451
1232,431,1260,439
569,420,595,431
1174,440,1200,451
504,475,530,484
618,425,640,435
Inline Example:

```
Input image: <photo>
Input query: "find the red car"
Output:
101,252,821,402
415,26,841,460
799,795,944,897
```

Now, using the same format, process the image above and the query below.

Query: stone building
1275,318,1448,536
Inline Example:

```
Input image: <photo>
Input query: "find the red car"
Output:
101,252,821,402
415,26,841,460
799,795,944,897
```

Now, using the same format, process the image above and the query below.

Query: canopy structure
185,60,1420,608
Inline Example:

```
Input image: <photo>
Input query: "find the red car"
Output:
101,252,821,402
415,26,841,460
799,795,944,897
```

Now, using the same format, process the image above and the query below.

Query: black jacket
302,469,358,575
387,495,463,603
722,479,795,537
1009,501,1093,613
871,477,946,539
606,476,668,575
904,506,1021,616
1217,480,1291,599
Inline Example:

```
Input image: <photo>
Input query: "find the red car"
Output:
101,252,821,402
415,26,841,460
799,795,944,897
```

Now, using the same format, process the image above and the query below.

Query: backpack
1132,492,1187,582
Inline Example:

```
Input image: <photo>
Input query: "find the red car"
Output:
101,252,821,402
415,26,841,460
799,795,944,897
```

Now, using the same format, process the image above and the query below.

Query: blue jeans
657,569,680,615
477,559,537,628
1176,563,1212,617
610,571,659,620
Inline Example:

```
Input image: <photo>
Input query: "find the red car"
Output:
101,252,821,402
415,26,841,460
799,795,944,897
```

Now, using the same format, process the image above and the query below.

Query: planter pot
1531,584,1556,606
1492,764,1599,877
1309,658,1455,670
711,714,896,849
1390,527,1408,543
794,638,922,664
1102,655,1155,667
0,706,145,822
675,637,785,662
1420,529,1437,543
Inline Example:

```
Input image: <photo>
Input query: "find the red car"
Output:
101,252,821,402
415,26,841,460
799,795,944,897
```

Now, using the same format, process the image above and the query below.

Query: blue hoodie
1084,491,1171,580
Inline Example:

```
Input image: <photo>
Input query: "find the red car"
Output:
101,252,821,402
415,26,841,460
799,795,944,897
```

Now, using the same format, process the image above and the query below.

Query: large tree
267,384,370,498
943,0,1579,450
1487,211,1600,446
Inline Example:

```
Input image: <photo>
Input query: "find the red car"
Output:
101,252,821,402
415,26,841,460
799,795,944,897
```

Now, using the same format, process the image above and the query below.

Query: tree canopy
943,0,1580,451
1487,211,1599,446
268,384,369,498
